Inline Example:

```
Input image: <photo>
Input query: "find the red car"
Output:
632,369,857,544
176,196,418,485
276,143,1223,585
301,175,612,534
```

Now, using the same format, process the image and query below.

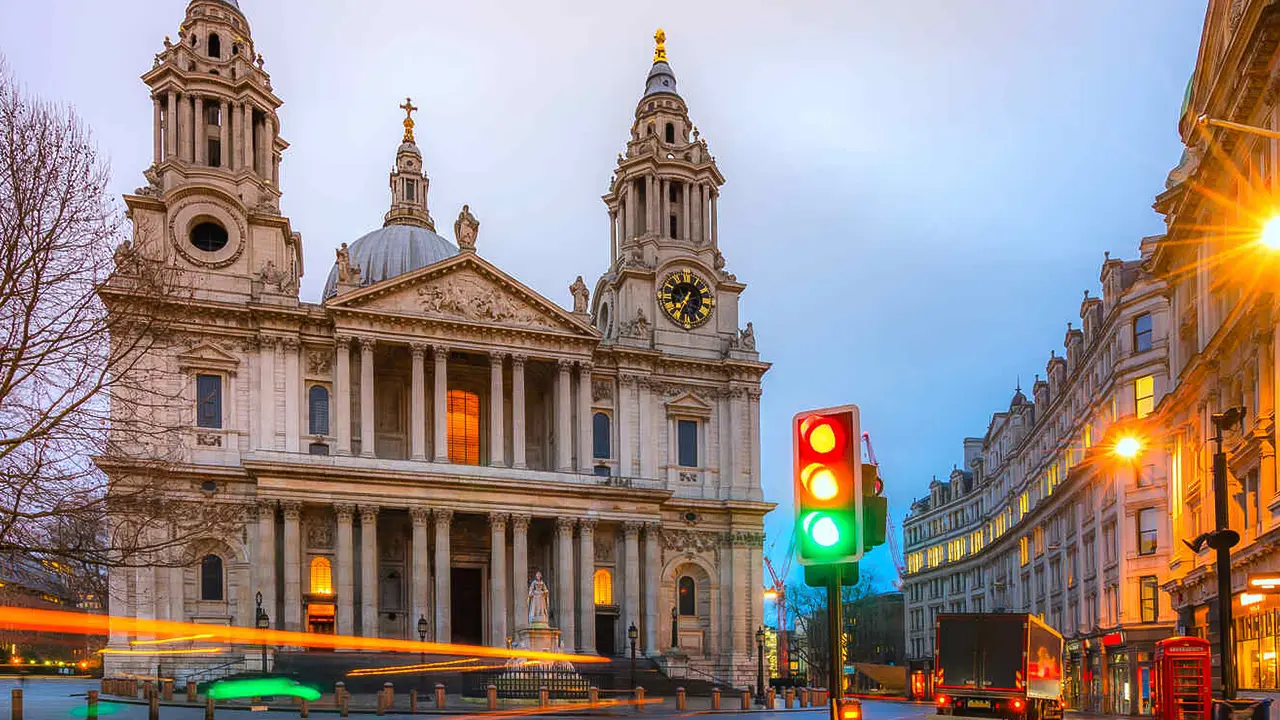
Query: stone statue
336,243,360,283
455,204,479,252
528,571,550,627
713,250,726,271
739,322,756,350
569,275,589,313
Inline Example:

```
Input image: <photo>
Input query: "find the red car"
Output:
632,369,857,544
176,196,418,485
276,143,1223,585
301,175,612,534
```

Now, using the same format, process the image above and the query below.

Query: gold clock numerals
658,270,715,330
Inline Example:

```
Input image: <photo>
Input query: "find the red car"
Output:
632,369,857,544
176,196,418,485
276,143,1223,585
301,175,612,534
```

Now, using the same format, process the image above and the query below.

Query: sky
0,0,1207,589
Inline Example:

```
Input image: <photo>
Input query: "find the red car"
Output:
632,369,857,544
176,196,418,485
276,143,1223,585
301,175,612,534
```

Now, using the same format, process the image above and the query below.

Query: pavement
0,679,1151,720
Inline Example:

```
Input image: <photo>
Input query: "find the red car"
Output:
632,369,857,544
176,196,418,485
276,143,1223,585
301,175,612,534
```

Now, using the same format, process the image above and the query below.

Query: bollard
10,688,19,720
339,687,349,718
384,682,394,710
162,679,174,701
377,688,386,716
301,698,310,718
411,689,418,713
435,683,446,710
784,688,794,708
204,696,214,720
539,686,550,708
712,687,721,710
487,684,498,711
589,686,599,708
741,689,751,709
800,688,809,707
634,686,645,713
767,687,776,709
187,680,197,702
149,691,159,720
676,686,686,711
87,690,99,720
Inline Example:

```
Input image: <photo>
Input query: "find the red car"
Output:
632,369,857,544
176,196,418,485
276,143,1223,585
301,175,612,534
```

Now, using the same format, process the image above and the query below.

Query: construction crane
763,527,796,678
862,432,905,589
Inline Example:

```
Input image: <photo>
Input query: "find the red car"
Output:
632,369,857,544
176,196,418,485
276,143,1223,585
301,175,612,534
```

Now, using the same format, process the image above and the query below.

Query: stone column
359,338,375,457
512,355,527,468
490,353,506,467
710,189,718,247
578,519,597,654
152,96,163,164
638,379,653,479
334,337,352,456
660,179,669,237
433,509,453,642
360,505,379,638
176,92,189,161
643,523,660,655
283,338,300,453
167,563,184,624
489,513,509,646
433,346,449,462
256,500,276,628
411,507,431,639
218,100,229,168
626,183,637,239
335,504,355,637
609,210,618,263
622,522,641,649
135,565,156,632
282,501,302,633
682,181,691,241
577,362,594,471
692,183,702,244
647,176,657,234
194,95,205,165
242,103,253,173
258,336,277,450
1259,331,1277,505
732,543,748,656
618,376,633,477
555,517,576,649
166,92,177,159
748,389,763,498
410,343,427,460
512,514,530,633
556,360,573,471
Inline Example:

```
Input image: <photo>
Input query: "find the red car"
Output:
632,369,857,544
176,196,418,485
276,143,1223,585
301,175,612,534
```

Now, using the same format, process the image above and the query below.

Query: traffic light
862,462,887,550
793,405,862,566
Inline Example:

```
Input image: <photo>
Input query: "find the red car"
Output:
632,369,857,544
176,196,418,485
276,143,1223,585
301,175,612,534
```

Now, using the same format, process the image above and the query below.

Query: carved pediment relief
176,342,241,373
664,390,713,417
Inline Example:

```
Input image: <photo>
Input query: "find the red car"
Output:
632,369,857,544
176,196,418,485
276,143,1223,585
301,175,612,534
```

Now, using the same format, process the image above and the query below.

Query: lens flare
1114,436,1142,459
1262,216,1280,249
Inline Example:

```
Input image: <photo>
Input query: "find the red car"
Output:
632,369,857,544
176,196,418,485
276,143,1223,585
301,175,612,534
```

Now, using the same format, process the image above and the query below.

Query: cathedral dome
322,224,457,299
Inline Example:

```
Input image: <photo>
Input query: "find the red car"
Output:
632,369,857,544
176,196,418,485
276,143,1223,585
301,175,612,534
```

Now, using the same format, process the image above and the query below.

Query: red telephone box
1153,637,1211,720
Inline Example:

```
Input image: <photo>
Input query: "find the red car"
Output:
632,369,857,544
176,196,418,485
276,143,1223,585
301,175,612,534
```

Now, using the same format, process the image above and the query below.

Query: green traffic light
812,516,840,546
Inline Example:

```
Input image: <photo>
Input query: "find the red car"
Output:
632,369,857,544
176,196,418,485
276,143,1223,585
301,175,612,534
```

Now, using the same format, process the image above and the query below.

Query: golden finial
653,28,667,63
399,96,419,143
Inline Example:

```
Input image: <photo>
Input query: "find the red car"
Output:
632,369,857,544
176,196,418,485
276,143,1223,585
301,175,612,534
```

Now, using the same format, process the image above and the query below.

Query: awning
854,663,907,691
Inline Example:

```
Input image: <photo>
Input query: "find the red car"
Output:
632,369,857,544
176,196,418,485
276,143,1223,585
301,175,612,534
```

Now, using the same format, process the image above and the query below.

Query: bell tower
123,0,301,304
593,30,751,360
382,97,436,230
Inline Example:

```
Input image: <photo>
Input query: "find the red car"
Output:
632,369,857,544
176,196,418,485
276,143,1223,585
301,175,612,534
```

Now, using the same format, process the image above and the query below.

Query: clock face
659,270,715,329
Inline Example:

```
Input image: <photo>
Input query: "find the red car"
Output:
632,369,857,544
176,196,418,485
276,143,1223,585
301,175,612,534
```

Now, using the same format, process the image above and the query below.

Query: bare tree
787,569,877,689
0,56,237,584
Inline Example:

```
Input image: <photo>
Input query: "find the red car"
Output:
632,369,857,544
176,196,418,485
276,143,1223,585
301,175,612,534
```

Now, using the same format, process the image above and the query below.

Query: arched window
447,389,481,465
310,557,333,595
207,33,222,58
200,554,223,601
308,385,330,435
678,575,696,616
593,569,613,606
593,412,611,459
665,123,675,143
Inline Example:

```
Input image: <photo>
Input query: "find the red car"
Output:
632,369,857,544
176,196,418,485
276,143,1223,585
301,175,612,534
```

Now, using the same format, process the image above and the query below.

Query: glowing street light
1262,216,1280,250
1114,435,1143,460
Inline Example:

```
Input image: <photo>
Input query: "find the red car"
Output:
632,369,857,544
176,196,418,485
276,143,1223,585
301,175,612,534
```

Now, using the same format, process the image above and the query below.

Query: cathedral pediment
326,254,599,337
176,342,242,373
664,389,713,416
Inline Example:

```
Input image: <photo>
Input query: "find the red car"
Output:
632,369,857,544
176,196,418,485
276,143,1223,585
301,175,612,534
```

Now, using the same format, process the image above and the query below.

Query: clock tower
592,30,753,362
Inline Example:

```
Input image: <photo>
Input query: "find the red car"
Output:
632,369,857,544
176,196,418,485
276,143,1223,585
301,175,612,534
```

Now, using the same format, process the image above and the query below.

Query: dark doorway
451,567,484,646
596,614,616,656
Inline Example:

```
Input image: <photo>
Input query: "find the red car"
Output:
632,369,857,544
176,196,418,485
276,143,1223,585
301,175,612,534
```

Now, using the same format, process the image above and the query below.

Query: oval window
190,221,229,252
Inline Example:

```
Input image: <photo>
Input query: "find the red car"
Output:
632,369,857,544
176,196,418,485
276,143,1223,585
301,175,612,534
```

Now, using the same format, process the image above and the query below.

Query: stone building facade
101,1,771,684
902,249,1175,715
1153,0,1280,695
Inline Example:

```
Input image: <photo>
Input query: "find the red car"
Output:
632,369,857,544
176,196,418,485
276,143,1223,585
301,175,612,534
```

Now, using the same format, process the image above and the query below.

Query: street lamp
670,606,678,649
756,626,767,704
627,622,639,690
417,615,428,663
254,591,270,675
1113,435,1142,460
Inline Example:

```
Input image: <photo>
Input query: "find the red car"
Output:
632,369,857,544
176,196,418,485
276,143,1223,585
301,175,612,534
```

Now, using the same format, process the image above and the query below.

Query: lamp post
254,591,270,675
1210,407,1245,700
755,626,766,704
670,606,678,649
627,622,638,690
417,615,428,663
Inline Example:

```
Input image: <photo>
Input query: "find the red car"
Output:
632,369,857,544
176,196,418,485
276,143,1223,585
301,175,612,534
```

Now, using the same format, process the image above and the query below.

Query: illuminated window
1034,526,1044,557
200,555,223,601
447,390,481,465
678,576,696,616
1140,576,1158,622
1137,508,1158,555
310,557,333,595
1134,375,1155,419
593,569,613,606
1019,493,1029,517
1020,537,1029,566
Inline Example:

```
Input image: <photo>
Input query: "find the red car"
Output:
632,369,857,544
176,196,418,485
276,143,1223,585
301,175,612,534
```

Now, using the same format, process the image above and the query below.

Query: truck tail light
1012,699,1025,711
936,695,950,707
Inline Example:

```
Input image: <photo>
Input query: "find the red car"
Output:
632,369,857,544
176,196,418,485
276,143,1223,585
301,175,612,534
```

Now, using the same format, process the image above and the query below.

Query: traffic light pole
827,565,843,720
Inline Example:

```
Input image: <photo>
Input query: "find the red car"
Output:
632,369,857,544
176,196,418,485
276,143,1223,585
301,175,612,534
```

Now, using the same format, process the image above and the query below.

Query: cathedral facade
102,0,771,685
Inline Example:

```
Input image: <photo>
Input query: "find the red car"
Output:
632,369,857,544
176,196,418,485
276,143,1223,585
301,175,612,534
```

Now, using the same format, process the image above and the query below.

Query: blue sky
0,1,1206,588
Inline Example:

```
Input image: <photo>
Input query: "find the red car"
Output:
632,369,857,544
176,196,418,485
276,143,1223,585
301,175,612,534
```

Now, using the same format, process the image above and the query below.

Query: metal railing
461,669,615,699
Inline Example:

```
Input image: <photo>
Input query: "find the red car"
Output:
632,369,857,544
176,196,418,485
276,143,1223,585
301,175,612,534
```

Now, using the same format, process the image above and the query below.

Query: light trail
0,607,605,663
101,647,226,656
346,657,489,676
128,633,215,646
348,662,512,677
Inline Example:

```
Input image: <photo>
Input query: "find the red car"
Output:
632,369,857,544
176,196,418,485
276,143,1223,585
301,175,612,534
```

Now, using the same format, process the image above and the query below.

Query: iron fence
461,668,615,699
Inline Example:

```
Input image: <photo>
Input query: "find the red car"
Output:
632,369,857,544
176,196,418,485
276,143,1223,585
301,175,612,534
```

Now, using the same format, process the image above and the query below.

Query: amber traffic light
793,405,862,565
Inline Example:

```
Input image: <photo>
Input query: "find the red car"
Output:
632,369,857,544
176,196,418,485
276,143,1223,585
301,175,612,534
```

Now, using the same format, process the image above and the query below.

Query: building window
309,385,330,435
196,374,222,429
310,557,333,595
405,179,416,202
593,412,610,459
1134,313,1153,352
677,419,698,468
1020,536,1029,566
593,569,613,606
678,575,696,616
665,122,675,143
1134,375,1155,419
1239,469,1261,530
1137,508,1158,555
1140,576,1158,623
447,389,481,465
190,220,229,252
200,554,223,601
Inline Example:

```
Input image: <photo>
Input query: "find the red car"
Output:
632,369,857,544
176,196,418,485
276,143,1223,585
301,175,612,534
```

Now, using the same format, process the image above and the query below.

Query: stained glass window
310,557,333,595
447,390,481,465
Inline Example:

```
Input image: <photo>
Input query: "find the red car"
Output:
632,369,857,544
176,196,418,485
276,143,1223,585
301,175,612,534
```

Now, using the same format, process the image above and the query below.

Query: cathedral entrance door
307,602,335,639
596,614,616,656
451,567,484,646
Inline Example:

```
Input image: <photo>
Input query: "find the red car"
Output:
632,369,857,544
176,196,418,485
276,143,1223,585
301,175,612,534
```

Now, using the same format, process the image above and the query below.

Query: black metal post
756,628,766,703
629,630,637,689
827,567,843,720
1211,412,1239,700
670,607,678,649
255,591,267,675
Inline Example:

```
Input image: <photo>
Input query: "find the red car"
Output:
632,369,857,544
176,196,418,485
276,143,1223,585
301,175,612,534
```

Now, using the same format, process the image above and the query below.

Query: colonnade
153,90,279,183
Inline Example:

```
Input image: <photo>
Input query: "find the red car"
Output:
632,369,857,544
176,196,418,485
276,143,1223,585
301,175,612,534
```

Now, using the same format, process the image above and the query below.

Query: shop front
907,658,933,701
1067,629,1168,716
1235,599,1280,691
1064,641,1083,710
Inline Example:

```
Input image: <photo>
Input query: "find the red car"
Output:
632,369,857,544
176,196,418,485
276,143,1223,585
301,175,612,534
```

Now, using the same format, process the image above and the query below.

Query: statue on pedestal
528,571,550,627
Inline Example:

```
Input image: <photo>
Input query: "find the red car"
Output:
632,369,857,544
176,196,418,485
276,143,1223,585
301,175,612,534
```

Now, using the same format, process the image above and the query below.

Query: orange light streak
101,647,226,656
129,633,215,646
0,607,605,664
347,657,488,676
349,662,511,677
